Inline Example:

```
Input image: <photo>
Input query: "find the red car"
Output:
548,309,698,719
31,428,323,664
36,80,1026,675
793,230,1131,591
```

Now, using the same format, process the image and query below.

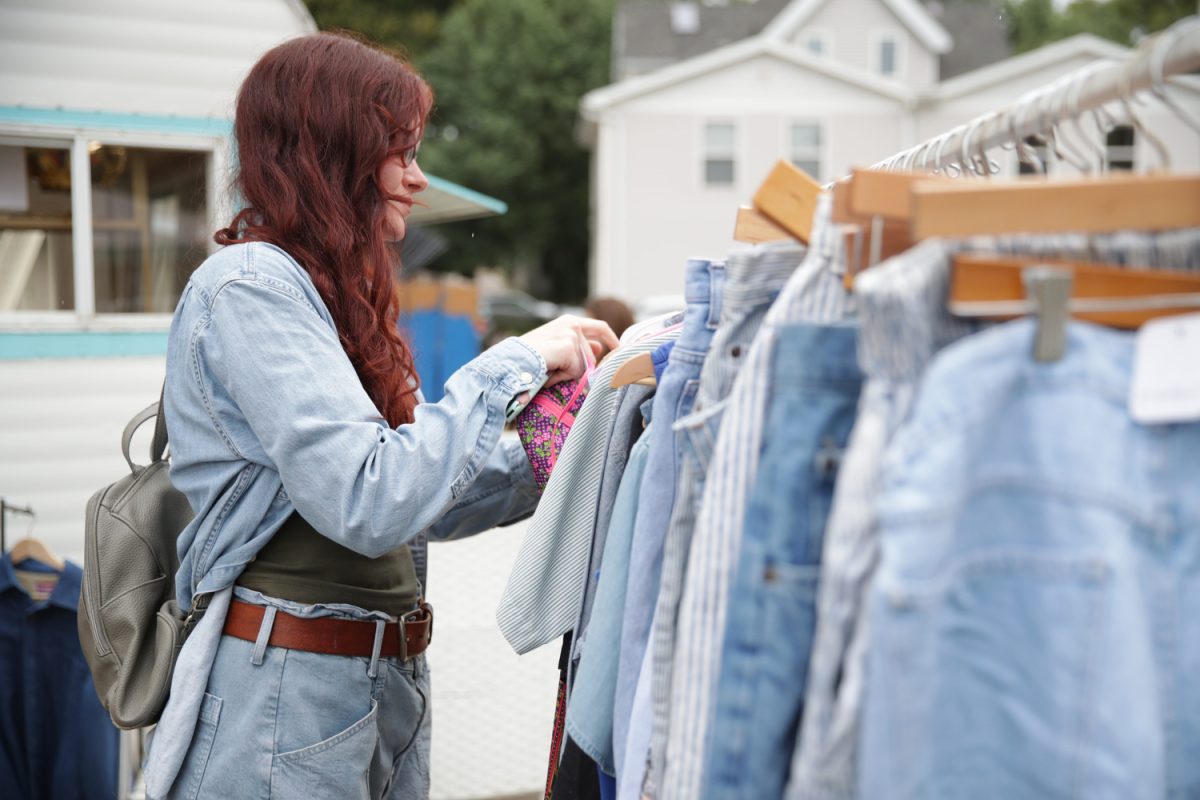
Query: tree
417,0,614,302
1002,0,1195,53
303,0,461,63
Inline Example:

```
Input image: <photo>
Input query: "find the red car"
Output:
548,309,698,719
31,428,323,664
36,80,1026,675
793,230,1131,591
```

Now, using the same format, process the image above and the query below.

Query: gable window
1106,125,1135,171
879,37,898,77
790,123,823,182
803,30,831,57
0,137,212,317
704,122,736,186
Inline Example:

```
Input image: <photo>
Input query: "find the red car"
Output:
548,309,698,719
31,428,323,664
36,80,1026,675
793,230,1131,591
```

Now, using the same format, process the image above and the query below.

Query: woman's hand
519,315,620,386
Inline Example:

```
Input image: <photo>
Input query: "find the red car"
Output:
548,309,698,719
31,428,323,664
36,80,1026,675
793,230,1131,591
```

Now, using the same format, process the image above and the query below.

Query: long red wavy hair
216,33,430,426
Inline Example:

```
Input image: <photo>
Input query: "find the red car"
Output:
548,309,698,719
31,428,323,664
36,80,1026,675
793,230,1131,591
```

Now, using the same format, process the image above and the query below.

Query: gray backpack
78,393,202,730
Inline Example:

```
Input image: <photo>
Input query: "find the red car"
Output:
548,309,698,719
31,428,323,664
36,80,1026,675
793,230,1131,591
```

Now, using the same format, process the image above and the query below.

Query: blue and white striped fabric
497,319,681,655
658,196,853,800
785,227,1200,800
643,241,803,798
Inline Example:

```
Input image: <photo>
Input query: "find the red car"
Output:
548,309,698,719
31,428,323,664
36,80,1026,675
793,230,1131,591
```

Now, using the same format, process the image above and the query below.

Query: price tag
1129,312,1200,425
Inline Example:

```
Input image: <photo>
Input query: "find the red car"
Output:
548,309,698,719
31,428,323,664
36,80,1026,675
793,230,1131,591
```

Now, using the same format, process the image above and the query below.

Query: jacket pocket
175,692,223,800
271,699,379,799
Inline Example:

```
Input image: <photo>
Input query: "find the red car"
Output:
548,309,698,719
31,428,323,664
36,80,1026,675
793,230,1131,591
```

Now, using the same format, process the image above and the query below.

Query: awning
411,174,508,225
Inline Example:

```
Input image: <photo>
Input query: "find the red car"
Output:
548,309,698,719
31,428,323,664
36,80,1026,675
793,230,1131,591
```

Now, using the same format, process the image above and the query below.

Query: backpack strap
121,383,169,474
151,382,169,464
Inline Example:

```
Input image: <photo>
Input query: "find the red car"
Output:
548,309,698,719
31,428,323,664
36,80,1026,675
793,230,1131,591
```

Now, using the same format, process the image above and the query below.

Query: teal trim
426,174,508,215
0,332,169,359
0,106,231,139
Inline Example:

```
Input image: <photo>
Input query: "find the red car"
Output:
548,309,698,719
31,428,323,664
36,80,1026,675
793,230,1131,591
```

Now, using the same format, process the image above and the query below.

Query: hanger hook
974,111,1001,176
1008,104,1043,174
960,117,981,175
933,131,956,176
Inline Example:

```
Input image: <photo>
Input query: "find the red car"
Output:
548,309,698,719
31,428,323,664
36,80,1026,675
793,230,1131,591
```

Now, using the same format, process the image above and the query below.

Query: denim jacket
145,241,545,797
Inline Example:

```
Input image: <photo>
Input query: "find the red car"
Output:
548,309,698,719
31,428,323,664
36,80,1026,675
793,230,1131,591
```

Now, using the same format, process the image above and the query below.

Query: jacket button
519,371,534,385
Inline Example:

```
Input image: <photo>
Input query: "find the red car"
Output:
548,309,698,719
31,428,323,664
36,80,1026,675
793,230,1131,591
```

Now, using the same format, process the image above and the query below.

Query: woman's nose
406,161,429,194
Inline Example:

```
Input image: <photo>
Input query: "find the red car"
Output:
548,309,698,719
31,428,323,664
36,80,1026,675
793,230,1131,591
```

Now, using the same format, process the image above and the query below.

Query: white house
582,0,1200,301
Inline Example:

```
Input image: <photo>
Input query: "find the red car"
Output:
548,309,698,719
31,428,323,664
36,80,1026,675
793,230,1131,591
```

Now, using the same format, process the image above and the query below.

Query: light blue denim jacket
145,241,545,797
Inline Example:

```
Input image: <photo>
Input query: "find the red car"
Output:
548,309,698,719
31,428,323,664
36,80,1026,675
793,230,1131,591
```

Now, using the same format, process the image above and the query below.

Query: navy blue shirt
0,555,118,800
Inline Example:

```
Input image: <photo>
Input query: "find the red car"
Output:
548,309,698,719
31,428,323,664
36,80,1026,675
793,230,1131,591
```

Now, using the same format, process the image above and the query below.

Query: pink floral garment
516,376,591,494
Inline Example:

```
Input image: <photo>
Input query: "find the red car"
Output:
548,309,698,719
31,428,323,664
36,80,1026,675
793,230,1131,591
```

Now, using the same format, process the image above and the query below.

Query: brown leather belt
223,598,433,660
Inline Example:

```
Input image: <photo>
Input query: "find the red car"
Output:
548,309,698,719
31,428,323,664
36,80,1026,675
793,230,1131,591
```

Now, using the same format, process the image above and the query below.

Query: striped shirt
497,319,682,655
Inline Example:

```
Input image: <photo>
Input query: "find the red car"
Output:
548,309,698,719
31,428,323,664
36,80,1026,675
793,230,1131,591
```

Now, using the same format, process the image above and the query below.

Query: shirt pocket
865,550,1111,800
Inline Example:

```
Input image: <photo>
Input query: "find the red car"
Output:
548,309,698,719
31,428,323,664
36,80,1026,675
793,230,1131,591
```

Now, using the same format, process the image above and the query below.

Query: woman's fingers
576,317,620,351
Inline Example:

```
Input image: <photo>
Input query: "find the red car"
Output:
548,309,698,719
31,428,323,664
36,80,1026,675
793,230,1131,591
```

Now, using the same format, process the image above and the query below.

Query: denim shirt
145,241,545,797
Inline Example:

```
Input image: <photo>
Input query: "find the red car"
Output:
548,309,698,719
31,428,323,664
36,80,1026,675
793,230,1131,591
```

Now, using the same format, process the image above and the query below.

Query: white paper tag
1129,312,1200,425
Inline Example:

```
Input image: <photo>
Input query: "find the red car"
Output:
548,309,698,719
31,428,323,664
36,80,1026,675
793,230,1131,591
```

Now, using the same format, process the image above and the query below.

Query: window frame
0,123,224,331
868,29,905,79
787,120,827,184
701,120,739,189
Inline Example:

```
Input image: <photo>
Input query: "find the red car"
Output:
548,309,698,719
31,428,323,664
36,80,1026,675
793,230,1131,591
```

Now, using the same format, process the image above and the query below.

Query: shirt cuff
467,336,549,421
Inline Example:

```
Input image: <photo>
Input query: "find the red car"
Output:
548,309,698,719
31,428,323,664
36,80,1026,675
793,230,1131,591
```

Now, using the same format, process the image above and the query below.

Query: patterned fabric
518,377,592,493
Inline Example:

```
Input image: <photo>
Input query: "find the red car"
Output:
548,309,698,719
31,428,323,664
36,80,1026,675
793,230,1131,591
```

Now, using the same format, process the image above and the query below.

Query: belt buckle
398,602,433,660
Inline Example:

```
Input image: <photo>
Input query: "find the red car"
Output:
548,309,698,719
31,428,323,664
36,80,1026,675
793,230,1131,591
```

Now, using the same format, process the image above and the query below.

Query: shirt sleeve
198,275,547,557
427,435,540,542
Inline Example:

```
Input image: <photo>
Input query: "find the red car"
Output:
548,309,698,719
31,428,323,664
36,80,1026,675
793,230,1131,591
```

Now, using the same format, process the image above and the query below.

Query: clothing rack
0,498,36,554
869,16,1200,174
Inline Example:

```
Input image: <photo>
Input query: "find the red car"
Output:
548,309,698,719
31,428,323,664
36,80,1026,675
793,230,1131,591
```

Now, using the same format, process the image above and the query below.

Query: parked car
479,289,563,347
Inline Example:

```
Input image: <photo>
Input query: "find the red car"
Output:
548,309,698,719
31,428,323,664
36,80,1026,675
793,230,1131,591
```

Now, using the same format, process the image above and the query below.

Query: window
803,31,831,57
704,123,736,186
90,146,209,313
0,145,75,311
1106,125,1135,171
790,123,823,182
0,139,210,317
879,38,898,77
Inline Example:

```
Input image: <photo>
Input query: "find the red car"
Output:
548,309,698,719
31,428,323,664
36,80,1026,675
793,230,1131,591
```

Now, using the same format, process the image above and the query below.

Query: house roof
932,33,1130,101
614,0,790,78
931,1,1011,80
763,0,953,54
583,34,916,117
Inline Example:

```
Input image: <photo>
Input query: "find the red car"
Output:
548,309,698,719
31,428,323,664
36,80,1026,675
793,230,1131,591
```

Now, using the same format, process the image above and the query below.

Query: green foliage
417,0,614,302
303,0,461,63
1001,0,1195,53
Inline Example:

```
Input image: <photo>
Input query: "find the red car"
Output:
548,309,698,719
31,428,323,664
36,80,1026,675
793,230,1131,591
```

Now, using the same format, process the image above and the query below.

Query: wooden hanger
950,253,1200,330
911,173,1200,240
749,160,824,244
10,529,64,572
611,352,656,388
833,171,920,288
732,206,791,244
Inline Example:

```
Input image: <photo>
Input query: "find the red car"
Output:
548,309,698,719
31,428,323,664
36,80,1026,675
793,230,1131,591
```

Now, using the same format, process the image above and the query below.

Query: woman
149,33,616,799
